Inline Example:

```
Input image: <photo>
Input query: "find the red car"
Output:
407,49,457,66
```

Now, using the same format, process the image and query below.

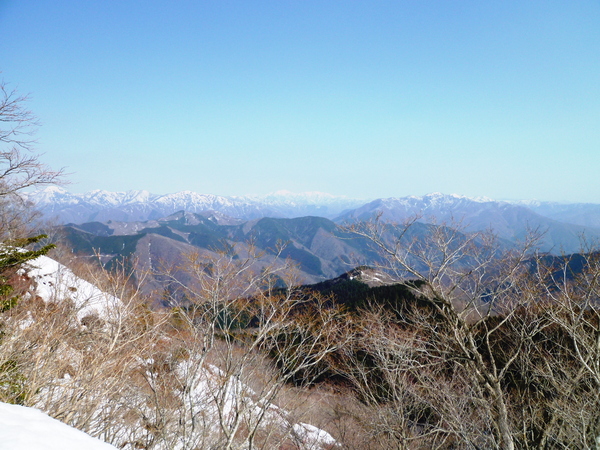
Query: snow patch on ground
176,360,338,449
22,255,120,320
294,422,338,448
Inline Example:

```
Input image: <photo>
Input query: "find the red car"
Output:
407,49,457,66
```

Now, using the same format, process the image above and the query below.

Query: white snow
294,422,338,447
23,255,120,320
0,402,117,449
29,186,366,223
175,360,338,449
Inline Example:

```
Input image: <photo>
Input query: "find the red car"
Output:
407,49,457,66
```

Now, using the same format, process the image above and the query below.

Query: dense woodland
1,79,600,449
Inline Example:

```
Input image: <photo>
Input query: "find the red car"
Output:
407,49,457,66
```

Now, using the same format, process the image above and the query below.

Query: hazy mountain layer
37,189,600,255
336,193,600,254
510,200,600,229
57,213,387,295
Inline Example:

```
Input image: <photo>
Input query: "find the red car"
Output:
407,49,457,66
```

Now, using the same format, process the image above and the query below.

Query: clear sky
1,1,599,202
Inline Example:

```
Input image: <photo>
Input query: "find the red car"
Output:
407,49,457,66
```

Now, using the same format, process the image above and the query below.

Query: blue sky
1,1,599,202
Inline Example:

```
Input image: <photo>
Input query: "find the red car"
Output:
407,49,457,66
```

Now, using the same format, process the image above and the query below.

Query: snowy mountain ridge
28,188,600,245
27,187,368,223
29,187,358,207
375,192,498,209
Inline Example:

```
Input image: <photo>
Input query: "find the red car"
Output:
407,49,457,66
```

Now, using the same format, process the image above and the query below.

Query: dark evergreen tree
0,235,55,311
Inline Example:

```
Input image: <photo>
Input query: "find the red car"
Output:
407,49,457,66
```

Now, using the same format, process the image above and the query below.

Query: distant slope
57,213,387,291
57,210,497,303
512,200,600,229
296,268,444,327
336,193,600,254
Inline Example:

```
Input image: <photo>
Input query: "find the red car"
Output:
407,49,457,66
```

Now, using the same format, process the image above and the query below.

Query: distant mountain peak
410,192,495,203
40,185,69,194
259,190,360,205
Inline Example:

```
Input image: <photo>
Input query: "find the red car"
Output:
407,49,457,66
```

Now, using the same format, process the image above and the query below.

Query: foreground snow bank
0,402,117,449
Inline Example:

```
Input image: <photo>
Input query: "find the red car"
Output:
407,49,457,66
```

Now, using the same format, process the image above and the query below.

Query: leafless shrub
335,216,600,449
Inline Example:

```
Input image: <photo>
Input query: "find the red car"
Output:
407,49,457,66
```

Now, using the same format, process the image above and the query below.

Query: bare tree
153,244,346,449
337,216,548,450
0,78,63,194
0,77,64,241
333,215,600,449
512,250,600,448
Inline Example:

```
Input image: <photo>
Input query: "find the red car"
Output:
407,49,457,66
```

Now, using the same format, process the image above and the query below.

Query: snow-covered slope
0,402,117,449
28,187,366,224
23,255,120,320
174,361,337,449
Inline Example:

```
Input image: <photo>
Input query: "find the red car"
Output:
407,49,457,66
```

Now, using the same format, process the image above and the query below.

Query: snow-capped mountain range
28,187,600,254
28,187,366,224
